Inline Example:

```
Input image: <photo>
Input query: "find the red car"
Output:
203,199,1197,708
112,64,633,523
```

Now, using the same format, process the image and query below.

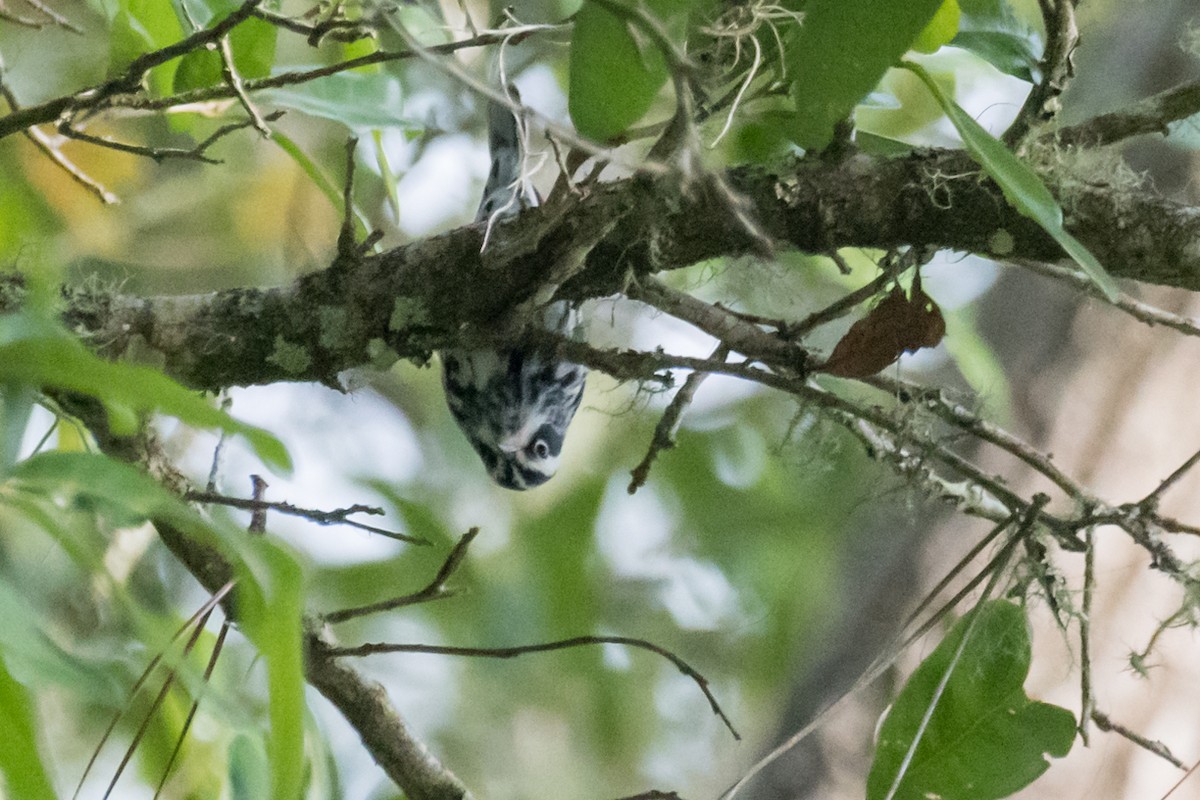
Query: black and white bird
440,97,587,490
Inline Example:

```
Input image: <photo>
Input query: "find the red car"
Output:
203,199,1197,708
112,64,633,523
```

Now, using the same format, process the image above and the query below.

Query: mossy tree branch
36,147,1200,392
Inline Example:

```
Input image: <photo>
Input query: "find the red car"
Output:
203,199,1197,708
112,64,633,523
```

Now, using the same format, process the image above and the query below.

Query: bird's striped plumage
440,97,587,490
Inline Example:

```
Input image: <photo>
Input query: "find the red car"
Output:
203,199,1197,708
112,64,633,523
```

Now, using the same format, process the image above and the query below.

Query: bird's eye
531,439,550,459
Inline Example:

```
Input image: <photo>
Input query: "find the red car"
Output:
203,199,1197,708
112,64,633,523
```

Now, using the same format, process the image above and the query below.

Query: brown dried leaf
819,279,945,378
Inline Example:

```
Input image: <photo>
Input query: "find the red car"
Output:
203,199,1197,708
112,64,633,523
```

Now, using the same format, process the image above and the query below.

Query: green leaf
109,0,184,95
260,72,418,130
952,0,1041,81
867,600,1075,800
234,539,305,800
174,17,278,92
912,0,961,54
952,31,1040,81
902,61,1120,300
7,450,306,798
785,0,945,149
0,313,290,473
0,578,125,707
373,130,402,226
943,306,1012,422
229,733,271,800
568,0,689,142
272,132,371,243
0,654,57,800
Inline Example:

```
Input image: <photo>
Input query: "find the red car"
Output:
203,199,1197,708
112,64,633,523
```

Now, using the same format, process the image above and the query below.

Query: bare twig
153,618,231,800
386,19,663,177
629,278,807,369
57,110,284,163
1014,258,1200,338
331,633,740,740
0,74,118,204
248,474,268,534
880,520,1023,800
629,345,729,493
1079,528,1095,744
1092,710,1186,769
789,268,897,338
0,0,83,32
22,125,120,203
252,4,377,45
73,582,235,800
1005,0,1078,145
324,528,479,623
868,375,1092,502
218,33,271,137
1142,445,1200,507
1054,78,1200,148
184,489,427,544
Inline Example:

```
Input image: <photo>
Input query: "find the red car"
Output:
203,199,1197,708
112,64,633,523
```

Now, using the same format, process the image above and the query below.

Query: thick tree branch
41,147,1200,392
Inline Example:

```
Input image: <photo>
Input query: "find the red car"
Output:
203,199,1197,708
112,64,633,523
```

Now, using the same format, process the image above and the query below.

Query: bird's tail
476,92,529,222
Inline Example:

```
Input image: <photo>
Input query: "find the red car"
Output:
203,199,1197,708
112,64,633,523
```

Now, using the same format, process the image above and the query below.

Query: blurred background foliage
0,0,1198,799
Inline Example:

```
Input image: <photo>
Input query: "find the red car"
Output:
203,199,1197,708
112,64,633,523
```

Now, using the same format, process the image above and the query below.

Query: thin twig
184,489,427,544
789,269,896,338
153,619,231,800
868,375,1092,502
1142,445,1200,507
1091,710,1186,769
218,33,271,137
722,514,1031,800
0,0,83,32
324,528,479,623
629,345,729,493
1005,0,1078,145
1079,527,1095,744
1015,257,1200,338
881,528,1020,800
23,125,120,203
386,19,664,177
332,633,740,740
72,583,233,799
252,5,377,45
58,110,284,163
248,474,268,534
0,74,118,204
1054,77,1200,148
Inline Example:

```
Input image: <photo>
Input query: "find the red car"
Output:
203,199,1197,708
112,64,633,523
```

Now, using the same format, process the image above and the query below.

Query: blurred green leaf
261,72,418,130
0,654,57,800
912,0,961,54
234,539,305,800
856,62,957,142
785,0,944,149
943,307,1012,422
174,17,278,92
0,578,125,706
1,386,35,470
272,131,371,243
229,733,271,800
952,30,1040,81
109,0,184,95
867,600,1075,800
902,61,1119,300
7,449,306,797
568,0,690,142
952,0,1040,81
855,130,917,156
0,312,291,473
373,130,402,226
